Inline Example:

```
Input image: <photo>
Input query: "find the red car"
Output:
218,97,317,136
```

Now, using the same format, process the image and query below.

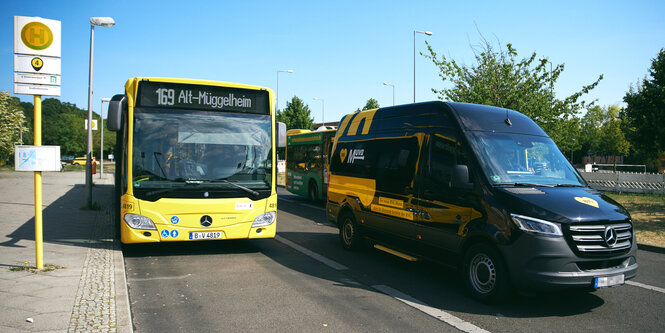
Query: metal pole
86,24,95,207
322,99,325,125
100,99,104,178
413,30,416,103
392,85,395,106
276,71,279,112
34,95,43,270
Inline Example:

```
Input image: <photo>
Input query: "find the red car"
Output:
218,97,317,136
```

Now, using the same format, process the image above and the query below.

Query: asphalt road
124,188,665,332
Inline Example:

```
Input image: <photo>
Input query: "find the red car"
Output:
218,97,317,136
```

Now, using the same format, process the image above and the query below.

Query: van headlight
510,214,562,237
124,213,157,230
252,211,276,227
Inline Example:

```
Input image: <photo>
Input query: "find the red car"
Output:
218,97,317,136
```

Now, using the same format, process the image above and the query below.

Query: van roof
336,101,548,138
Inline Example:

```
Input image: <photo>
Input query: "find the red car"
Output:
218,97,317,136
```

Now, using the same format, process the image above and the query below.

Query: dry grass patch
605,192,665,247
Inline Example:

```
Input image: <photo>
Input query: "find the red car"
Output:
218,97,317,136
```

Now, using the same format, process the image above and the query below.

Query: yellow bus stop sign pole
34,95,44,270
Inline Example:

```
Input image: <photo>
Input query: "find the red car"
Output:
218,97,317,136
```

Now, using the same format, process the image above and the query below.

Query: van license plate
189,231,223,240
594,274,624,288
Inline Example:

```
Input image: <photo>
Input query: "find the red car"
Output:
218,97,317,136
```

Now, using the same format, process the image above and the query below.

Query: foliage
19,98,115,158
0,91,28,164
622,48,665,161
276,96,315,130
424,38,603,154
355,98,380,113
581,105,630,157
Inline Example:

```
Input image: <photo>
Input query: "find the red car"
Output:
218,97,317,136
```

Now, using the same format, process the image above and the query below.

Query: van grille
565,221,633,257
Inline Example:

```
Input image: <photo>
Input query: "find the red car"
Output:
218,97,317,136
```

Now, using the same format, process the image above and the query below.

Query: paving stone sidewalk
0,171,131,332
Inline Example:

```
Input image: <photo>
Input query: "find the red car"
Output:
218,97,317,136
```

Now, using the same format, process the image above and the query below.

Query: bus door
414,131,473,253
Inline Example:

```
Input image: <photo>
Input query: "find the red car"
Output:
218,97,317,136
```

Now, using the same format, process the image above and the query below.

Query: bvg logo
21,22,53,51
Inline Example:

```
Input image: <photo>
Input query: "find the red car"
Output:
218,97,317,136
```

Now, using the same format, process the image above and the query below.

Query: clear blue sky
3,0,664,125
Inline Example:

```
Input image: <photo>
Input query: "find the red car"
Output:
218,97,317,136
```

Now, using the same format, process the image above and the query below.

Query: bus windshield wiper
213,179,259,196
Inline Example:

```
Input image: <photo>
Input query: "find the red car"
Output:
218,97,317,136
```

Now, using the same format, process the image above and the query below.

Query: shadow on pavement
0,184,114,250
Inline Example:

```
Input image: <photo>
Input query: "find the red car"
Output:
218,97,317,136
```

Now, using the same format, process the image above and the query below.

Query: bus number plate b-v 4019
189,231,223,240
594,274,624,288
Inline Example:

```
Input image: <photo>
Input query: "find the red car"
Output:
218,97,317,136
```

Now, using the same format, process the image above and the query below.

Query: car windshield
131,108,272,198
466,131,584,186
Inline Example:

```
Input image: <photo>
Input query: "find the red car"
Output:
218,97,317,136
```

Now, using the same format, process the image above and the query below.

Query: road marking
128,273,192,282
275,235,348,271
372,285,491,333
626,280,665,294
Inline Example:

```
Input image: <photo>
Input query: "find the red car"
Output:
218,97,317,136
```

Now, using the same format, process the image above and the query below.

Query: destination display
137,81,268,114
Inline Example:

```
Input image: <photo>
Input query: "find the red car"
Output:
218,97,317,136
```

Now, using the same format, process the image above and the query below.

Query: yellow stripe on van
328,174,376,207
346,109,377,136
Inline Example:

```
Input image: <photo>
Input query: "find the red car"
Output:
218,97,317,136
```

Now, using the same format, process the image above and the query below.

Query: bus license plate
189,231,223,240
594,274,624,288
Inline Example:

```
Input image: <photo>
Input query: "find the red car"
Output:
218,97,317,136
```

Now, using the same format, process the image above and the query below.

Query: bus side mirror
107,94,127,132
451,164,473,189
277,122,286,148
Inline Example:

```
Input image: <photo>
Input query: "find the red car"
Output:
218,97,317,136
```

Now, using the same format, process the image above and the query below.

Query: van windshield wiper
495,182,554,187
554,183,584,187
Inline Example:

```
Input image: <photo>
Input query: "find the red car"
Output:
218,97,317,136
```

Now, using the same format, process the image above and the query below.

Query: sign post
14,16,61,270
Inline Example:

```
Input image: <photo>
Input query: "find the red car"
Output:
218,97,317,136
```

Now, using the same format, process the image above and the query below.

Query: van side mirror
107,94,127,132
277,122,286,148
451,164,473,189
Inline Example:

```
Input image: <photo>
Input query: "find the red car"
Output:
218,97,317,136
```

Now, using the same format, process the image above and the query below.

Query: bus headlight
124,213,157,230
511,214,563,237
252,211,276,228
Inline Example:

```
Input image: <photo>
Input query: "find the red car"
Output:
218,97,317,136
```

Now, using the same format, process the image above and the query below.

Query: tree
424,38,602,153
355,98,380,113
622,48,665,161
0,91,28,164
276,96,315,130
580,105,630,157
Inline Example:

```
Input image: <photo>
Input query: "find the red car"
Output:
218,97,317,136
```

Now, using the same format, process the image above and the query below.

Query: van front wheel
339,212,361,251
463,243,512,303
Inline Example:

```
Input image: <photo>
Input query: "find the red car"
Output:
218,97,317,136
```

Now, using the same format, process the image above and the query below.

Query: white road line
626,280,665,294
275,235,348,271
372,285,491,333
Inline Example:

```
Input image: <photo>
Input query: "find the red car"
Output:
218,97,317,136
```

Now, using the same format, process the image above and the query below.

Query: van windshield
467,132,584,186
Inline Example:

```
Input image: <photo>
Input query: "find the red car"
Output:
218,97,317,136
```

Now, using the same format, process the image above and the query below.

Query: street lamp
313,97,324,127
100,97,111,178
87,16,115,207
276,69,294,112
414,30,432,103
383,82,395,106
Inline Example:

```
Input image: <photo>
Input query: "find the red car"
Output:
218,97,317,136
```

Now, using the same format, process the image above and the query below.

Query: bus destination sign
138,81,268,114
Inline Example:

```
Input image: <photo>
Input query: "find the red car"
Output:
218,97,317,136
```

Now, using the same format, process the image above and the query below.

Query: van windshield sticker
492,175,501,182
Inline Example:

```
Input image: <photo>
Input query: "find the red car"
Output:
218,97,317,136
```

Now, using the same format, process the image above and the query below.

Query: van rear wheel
339,212,361,250
463,243,512,303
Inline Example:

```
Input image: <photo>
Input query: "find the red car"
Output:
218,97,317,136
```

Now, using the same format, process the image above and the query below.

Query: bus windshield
467,131,585,187
132,108,272,199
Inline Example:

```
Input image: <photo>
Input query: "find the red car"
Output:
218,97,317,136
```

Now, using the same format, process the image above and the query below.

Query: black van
326,101,637,302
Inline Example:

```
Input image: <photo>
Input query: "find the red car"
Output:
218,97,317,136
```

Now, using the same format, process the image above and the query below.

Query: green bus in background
285,128,336,201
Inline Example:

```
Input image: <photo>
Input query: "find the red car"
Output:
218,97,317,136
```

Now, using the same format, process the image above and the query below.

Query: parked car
72,157,99,165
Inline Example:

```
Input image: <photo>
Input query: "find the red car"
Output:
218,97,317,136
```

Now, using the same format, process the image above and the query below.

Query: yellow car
71,157,99,165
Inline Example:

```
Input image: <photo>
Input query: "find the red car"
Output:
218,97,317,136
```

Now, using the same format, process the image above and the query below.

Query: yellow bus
106,77,284,244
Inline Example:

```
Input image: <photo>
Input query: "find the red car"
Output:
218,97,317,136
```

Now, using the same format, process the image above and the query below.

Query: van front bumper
500,232,638,290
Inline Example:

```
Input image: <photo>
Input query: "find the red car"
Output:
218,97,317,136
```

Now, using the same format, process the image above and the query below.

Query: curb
638,243,665,254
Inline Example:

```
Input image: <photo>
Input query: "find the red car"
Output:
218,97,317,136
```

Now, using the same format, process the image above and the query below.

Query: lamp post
414,30,432,103
100,97,111,178
87,17,115,207
313,97,324,127
383,82,395,106
276,69,294,112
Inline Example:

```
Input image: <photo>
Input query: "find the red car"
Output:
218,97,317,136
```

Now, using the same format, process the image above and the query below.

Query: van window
330,137,420,195
422,132,471,201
